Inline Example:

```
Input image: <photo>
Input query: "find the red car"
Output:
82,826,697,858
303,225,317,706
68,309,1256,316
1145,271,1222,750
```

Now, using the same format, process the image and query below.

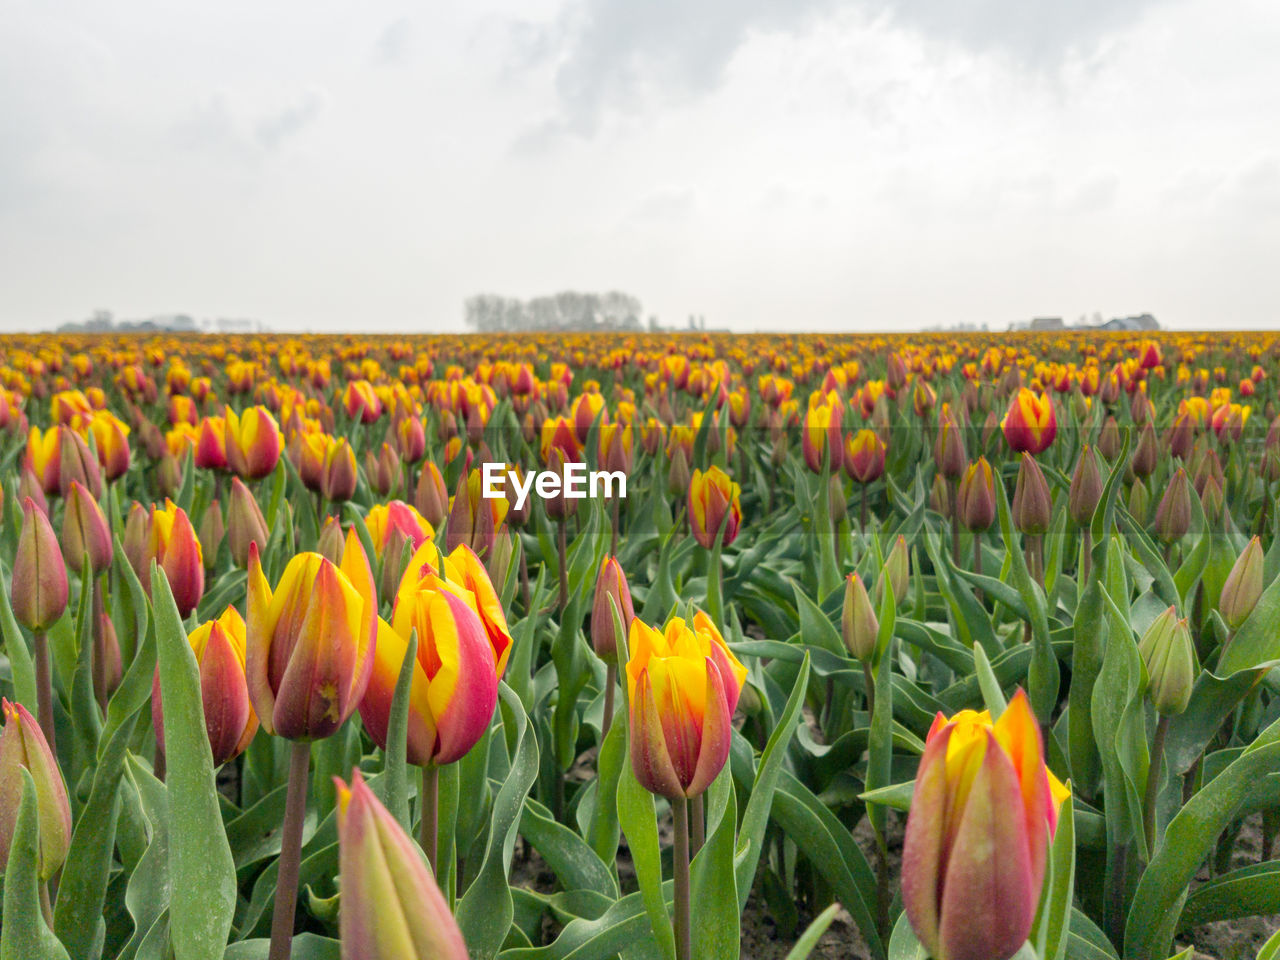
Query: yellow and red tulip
146,500,205,617
12,497,69,632
688,465,741,550
225,405,281,480
901,690,1070,960
626,613,746,800
246,530,377,741
25,425,61,496
0,699,73,880
152,606,258,766
335,769,469,960
844,429,886,484
1001,389,1057,455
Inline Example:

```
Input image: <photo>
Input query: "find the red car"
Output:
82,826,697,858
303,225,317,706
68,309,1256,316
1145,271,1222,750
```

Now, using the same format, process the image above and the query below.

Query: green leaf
456,682,541,959
1032,794,1076,960
380,628,418,831
1176,860,1280,930
1257,927,1280,960
735,654,811,910
617,759,676,960
151,564,237,960
1124,723,1280,959
0,579,37,715
690,767,738,960
118,756,171,960
520,798,619,898
886,911,928,960
973,643,1008,716
783,903,842,960
2,771,71,960
587,705,625,867
222,934,341,959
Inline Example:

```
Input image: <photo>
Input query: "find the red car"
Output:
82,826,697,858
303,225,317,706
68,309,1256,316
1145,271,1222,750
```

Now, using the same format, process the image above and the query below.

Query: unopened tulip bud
366,443,400,498
18,467,49,518
61,480,113,575
1138,606,1195,716
199,499,225,571
957,457,996,532
227,477,269,568
1068,446,1103,527
444,472,474,553
414,461,449,528
157,452,183,499
842,573,878,662
829,473,848,524
124,501,150,583
95,613,123,705
12,498,69,632
504,465,532,527
934,411,967,478
317,516,346,565
59,427,102,500
1129,477,1151,525
1153,468,1191,543
878,535,910,607
667,445,691,498
379,525,413,602
592,557,635,662
1098,416,1122,461
1012,453,1052,536
1130,423,1157,479
1199,474,1223,526
147,501,205,618
335,770,470,960
321,437,358,503
930,472,951,518
1220,536,1264,629
0,699,73,880
485,527,515,588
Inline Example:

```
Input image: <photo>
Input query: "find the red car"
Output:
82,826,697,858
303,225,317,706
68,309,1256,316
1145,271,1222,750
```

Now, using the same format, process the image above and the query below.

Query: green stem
557,517,568,613
706,540,723,626
1144,714,1172,856
862,661,876,726
92,576,107,716
420,763,439,876
672,794,692,960
691,794,705,857
268,740,312,960
33,630,55,757
602,663,616,742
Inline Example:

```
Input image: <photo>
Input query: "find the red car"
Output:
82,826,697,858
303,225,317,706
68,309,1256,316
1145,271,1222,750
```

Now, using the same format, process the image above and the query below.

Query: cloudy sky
2,0,1278,333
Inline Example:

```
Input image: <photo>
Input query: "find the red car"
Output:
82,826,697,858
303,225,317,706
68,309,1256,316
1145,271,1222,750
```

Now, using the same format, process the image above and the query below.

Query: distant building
1101,313,1159,332
1029,317,1064,331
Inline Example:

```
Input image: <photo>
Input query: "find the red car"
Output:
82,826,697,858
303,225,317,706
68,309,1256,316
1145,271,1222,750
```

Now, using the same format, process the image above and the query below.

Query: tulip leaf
973,643,1008,715
1175,859,1280,930
735,652,810,911
1124,724,1280,960
53,581,156,959
1032,793,1076,960
0,576,37,716
496,885,670,960
1,771,72,960
521,797,618,897
69,561,103,762
118,755,170,960
691,767,739,960
783,903,842,960
1258,927,1280,960
380,628,418,831
1068,573,1106,799
457,682,541,959
616,757,677,960
221,934,341,959
1163,664,1272,776
151,563,236,960
886,911,928,960
587,697,625,867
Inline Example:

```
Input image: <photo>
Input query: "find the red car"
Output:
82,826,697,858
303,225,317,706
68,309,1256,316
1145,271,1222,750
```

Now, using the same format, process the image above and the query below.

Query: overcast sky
2,0,1278,333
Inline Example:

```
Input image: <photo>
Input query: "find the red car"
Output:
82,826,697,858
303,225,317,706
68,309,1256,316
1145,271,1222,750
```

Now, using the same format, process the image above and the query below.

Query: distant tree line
463,291,644,333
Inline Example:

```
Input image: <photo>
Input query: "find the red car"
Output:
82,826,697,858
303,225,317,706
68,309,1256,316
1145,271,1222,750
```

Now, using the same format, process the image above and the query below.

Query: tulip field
6,331,1280,960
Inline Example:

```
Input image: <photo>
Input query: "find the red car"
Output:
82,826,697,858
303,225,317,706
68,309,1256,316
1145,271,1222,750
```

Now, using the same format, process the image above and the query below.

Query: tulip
844,429,886,484
572,392,607,443
1068,445,1103,527
86,411,131,480
688,465,741,549
246,529,377,741
365,501,434,560
225,405,282,480
1129,477,1150,526
1002,389,1056,455
0,699,73,881
1130,422,1157,479
1220,537,1263,630
599,421,634,476
841,573,878,662
59,426,102,499
152,606,258,768
413,461,449,528
366,443,401,498
1012,453,1052,536
901,691,1070,960
666,445,691,498
227,477,270,568
12,498,68,634
956,457,996,533
317,516,346,564
626,613,746,801
18,466,49,518
25,426,61,496
878,534,910,607
395,414,427,464
934,409,967,478
194,416,228,470
61,480,113,576
930,473,951,518
802,392,843,473
335,769,469,960
591,556,634,664
1139,606,1195,718
146,500,205,618
199,499,225,571
1153,468,1191,544
321,436,358,503
344,380,383,423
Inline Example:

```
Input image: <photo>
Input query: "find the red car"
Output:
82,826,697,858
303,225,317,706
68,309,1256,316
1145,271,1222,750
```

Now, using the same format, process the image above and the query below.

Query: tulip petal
901,725,953,958
423,591,497,764
359,619,438,767
200,623,255,766
992,689,1052,887
684,656,731,798
936,730,1038,960
630,668,685,801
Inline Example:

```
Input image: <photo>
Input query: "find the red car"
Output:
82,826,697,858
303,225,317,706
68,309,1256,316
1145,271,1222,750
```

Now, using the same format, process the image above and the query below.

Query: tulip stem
420,763,439,876
1143,714,1171,857
92,575,107,716
268,741,312,960
862,661,876,728
33,630,56,757
691,795,705,856
611,496,620,555
557,518,569,613
949,478,960,565
39,880,53,929
602,664,616,741
672,794,692,960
